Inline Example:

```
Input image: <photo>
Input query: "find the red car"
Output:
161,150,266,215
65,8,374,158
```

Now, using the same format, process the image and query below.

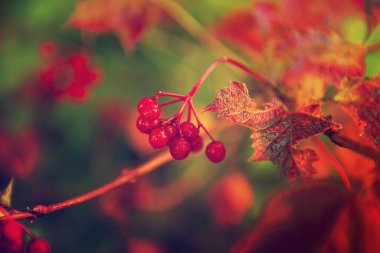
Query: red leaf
205,82,341,180
208,172,254,228
319,179,380,253
365,0,380,31
38,51,102,101
336,76,380,149
231,182,352,253
213,10,264,54
66,0,164,49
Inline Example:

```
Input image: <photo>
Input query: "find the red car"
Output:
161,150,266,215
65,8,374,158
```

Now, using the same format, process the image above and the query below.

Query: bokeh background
0,0,379,252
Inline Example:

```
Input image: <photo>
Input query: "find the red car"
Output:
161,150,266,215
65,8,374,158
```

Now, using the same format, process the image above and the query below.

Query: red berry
206,141,226,163
137,97,160,120
169,138,191,160
0,221,24,253
149,127,168,148
164,123,179,139
180,122,199,142
136,116,160,134
191,136,203,152
27,238,51,253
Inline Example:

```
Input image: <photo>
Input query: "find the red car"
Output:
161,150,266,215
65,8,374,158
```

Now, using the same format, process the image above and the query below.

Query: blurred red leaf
38,51,102,101
336,76,380,150
0,127,40,181
364,0,380,31
231,182,353,253
127,237,165,253
213,10,264,54
66,0,164,49
319,179,380,253
208,172,254,228
205,82,340,180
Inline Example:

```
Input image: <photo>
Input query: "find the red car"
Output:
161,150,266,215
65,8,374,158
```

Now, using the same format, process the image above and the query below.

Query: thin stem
18,223,36,238
187,57,277,98
313,138,352,190
150,0,243,61
187,103,192,122
325,130,380,167
0,151,173,221
155,91,185,99
159,98,185,107
189,101,214,141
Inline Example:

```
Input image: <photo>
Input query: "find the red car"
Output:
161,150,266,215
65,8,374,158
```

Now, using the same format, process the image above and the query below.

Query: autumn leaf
336,76,380,149
205,81,341,180
364,0,380,31
231,182,353,253
279,32,366,81
66,0,164,49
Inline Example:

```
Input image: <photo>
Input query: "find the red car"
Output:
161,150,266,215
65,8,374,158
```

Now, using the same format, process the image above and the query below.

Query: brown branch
0,151,173,221
325,130,380,167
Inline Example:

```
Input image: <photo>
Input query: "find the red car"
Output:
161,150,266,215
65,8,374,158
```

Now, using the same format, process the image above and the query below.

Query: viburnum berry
191,136,203,152
0,221,24,253
136,116,161,134
27,237,51,253
137,97,161,120
206,141,226,163
169,138,191,160
149,127,168,148
180,122,199,142
164,123,179,139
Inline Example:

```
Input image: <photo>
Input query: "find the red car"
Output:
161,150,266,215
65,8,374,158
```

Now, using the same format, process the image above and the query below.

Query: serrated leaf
336,76,380,149
205,81,341,180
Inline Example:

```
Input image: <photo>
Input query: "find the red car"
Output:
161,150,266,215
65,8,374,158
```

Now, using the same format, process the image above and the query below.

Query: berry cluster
136,95,225,163
0,221,51,253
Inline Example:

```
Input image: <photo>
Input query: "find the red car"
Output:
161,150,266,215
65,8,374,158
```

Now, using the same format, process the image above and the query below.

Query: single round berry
149,127,168,149
206,141,226,163
137,97,161,120
191,136,203,153
27,238,51,253
164,123,179,139
0,221,24,252
136,116,160,134
169,138,191,160
180,122,199,142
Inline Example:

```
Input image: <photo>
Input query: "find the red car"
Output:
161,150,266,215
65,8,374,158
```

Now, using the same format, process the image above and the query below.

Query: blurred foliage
0,0,379,252
0,0,262,252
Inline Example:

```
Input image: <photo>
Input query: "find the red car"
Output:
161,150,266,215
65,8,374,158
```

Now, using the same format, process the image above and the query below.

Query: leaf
279,32,366,81
213,10,265,54
365,0,380,31
208,172,254,228
66,0,163,49
0,178,13,207
205,81,341,180
319,178,380,253
231,182,353,253
335,76,380,149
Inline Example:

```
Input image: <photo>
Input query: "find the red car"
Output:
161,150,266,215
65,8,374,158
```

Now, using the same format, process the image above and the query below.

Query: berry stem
0,151,173,221
159,98,185,107
18,222,36,238
187,57,276,98
313,137,352,190
155,91,185,99
189,100,214,141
